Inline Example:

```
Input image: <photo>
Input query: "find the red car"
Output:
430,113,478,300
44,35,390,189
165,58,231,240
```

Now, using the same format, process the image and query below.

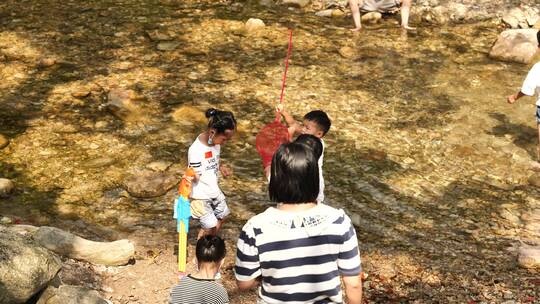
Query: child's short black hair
269,142,319,204
303,110,331,136
294,134,323,159
196,235,226,263
206,108,237,134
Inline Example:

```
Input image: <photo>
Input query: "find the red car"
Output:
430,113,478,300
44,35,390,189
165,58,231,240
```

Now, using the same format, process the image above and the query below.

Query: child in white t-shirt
277,105,331,203
507,30,540,168
185,108,236,239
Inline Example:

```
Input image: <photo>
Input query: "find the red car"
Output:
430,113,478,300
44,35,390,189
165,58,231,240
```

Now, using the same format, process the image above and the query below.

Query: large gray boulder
37,285,109,304
0,227,62,304
489,29,539,64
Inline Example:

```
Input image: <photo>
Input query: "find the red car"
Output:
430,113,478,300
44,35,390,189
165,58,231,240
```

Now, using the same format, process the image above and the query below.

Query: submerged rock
0,178,14,197
71,89,91,98
489,29,539,64
362,12,382,23
0,134,9,149
146,30,172,41
518,245,540,269
245,18,265,33
339,46,356,59
37,285,109,304
106,88,142,122
282,0,310,8
38,58,57,67
156,41,180,51
259,0,274,7
0,227,62,304
146,161,172,172
315,9,333,17
85,157,116,169
123,170,178,198
528,173,540,188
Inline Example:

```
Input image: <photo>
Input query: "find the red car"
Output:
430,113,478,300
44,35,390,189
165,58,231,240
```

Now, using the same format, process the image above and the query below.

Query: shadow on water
341,164,539,301
488,112,538,159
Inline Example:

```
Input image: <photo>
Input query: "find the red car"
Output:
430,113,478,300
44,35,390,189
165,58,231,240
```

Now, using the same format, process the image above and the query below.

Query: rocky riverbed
1,0,539,303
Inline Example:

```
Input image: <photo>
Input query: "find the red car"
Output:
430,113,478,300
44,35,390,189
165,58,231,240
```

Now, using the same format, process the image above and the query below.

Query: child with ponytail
185,108,236,239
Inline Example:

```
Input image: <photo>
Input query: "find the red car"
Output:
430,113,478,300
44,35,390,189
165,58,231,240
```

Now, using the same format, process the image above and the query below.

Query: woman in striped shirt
235,142,363,303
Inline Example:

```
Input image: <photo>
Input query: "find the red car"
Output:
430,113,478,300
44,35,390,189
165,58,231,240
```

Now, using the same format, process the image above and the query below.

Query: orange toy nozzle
179,167,196,198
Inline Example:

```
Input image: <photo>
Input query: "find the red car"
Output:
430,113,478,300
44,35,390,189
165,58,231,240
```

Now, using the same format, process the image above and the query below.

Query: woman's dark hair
206,108,237,134
294,134,323,160
269,142,319,204
196,235,226,263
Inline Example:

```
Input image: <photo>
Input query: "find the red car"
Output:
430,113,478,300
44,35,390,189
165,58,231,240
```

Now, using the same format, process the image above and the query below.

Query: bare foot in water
350,27,362,32
402,25,417,30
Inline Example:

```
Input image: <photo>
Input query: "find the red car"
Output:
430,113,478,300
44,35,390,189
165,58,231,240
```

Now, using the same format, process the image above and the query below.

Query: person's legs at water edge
349,0,363,31
211,192,230,237
537,108,540,169
191,199,218,239
400,0,415,30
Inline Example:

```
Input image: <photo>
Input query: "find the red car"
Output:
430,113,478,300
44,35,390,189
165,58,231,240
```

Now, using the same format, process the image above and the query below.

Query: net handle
276,29,293,122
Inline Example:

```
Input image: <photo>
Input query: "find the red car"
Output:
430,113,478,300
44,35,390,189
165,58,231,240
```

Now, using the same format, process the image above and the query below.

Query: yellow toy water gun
173,167,195,279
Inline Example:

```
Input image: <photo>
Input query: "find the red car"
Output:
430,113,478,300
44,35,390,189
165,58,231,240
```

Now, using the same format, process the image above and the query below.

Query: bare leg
264,166,271,181
215,218,225,235
400,0,416,30
349,0,363,31
530,123,540,170
537,123,540,163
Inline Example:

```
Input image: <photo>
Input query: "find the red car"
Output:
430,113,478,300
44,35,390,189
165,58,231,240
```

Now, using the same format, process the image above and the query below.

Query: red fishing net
256,118,290,168
255,29,293,168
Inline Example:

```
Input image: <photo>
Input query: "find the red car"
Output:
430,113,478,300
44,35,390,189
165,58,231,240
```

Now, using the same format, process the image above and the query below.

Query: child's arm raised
277,105,302,138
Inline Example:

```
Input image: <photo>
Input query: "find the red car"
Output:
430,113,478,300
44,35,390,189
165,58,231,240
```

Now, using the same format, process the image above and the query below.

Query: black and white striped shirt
169,275,229,304
235,204,361,304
